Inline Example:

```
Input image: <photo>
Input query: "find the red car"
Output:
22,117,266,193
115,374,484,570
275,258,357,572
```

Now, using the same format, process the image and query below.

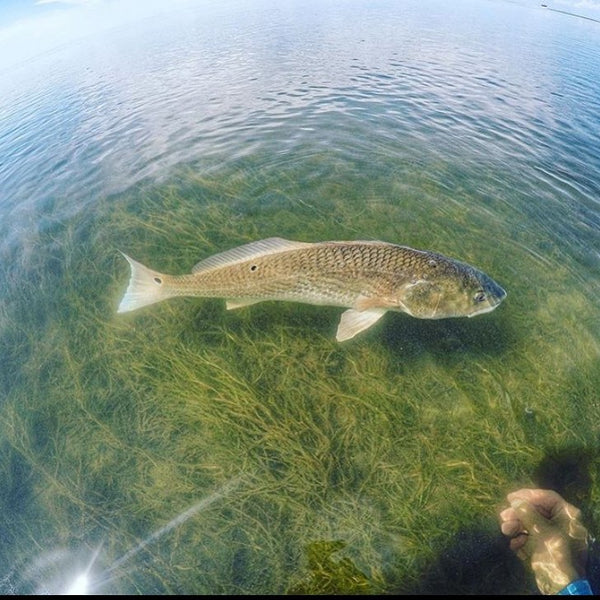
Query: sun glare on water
64,572,89,595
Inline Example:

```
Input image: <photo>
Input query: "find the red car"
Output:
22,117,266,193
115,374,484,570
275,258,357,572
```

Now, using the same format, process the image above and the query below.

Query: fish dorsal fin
336,308,387,342
192,238,312,274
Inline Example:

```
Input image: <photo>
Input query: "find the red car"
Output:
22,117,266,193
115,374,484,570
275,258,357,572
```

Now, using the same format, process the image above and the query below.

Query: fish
117,237,506,341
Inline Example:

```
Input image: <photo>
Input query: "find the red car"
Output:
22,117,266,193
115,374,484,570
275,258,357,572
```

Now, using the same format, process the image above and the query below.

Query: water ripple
0,0,598,283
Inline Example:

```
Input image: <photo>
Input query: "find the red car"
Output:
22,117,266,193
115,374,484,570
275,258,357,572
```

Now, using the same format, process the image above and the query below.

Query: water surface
1,0,599,594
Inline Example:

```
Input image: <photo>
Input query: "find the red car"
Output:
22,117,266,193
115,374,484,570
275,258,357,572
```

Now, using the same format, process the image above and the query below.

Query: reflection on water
2,0,599,230
0,0,599,594
97,476,243,586
3,477,243,594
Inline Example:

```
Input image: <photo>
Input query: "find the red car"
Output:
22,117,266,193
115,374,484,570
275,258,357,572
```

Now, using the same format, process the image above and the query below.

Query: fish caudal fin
117,253,176,313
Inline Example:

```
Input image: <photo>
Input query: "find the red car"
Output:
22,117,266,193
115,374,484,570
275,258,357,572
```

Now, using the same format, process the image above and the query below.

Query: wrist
557,578,593,595
532,566,585,595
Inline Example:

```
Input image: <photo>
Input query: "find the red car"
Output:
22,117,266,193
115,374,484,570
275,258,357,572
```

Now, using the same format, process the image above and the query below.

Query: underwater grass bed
0,157,598,594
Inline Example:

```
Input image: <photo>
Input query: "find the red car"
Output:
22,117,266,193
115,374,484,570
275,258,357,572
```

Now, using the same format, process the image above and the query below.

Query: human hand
499,488,588,595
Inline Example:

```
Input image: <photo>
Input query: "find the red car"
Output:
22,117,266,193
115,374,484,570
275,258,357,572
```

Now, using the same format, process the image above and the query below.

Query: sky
1,0,600,28
0,0,203,69
0,0,180,26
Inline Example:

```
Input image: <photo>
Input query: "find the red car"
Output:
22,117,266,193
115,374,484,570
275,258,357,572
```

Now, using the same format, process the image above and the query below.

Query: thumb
552,502,585,536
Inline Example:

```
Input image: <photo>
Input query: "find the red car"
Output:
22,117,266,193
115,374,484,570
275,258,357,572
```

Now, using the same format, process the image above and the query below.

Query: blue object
557,579,593,595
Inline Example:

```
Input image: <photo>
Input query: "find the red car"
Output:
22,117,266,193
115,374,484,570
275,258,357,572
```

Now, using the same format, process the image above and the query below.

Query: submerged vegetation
0,157,598,594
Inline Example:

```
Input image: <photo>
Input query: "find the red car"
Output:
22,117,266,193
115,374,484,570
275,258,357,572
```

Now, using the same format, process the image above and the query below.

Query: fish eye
473,290,487,303
153,277,163,285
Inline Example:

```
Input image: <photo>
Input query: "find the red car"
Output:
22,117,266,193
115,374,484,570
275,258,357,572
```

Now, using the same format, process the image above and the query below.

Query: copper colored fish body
118,238,506,341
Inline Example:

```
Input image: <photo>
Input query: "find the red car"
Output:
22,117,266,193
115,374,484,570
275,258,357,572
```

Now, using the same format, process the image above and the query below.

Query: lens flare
64,573,89,595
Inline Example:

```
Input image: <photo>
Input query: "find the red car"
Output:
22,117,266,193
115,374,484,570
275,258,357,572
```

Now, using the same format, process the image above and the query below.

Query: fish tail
117,252,177,313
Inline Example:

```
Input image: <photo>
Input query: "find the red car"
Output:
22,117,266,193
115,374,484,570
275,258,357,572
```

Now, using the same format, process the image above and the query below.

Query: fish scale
118,238,506,341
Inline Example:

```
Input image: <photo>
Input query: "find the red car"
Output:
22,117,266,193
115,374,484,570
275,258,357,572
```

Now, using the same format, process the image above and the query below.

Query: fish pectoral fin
225,298,262,310
356,292,415,316
354,294,396,311
336,308,387,342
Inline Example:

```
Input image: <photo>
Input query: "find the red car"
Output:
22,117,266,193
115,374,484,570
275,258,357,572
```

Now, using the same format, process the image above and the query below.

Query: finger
501,517,523,537
500,506,518,522
509,533,528,552
510,498,551,535
506,488,550,506
507,488,563,519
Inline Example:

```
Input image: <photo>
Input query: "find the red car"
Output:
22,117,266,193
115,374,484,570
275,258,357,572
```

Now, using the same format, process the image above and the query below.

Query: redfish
118,238,506,341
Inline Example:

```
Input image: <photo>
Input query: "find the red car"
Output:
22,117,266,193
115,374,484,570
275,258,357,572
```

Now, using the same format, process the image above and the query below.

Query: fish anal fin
336,308,387,342
226,298,262,310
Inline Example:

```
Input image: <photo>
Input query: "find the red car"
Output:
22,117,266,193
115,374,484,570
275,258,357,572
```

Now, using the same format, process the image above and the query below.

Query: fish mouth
468,302,501,317
491,283,507,305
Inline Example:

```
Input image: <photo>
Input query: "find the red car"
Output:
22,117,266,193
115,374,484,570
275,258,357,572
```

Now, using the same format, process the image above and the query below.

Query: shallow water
1,0,599,594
